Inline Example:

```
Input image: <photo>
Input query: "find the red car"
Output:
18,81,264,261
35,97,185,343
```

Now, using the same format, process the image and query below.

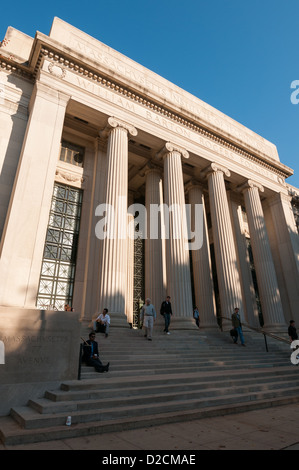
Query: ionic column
98,117,137,324
145,168,166,321
240,180,286,330
0,82,70,308
203,163,243,328
159,142,193,327
267,193,299,323
126,191,135,326
186,182,218,328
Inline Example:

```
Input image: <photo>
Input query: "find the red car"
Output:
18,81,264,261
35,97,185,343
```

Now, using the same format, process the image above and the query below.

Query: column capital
142,162,162,178
201,162,231,179
156,142,189,160
99,116,138,139
237,179,264,194
185,180,202,194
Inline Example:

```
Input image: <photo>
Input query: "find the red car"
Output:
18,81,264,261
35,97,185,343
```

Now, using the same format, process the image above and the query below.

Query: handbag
230,328,238,338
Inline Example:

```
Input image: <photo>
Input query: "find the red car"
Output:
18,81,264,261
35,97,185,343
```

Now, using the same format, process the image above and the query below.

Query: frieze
40,52,290,185
60,36,278,160
55,168,86,188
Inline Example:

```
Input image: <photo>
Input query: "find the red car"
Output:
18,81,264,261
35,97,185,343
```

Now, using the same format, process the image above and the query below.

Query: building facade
1,17,299,334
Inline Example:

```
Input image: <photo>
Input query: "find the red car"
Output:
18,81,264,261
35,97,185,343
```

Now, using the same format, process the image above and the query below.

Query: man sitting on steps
93,308,110,337
82,332,109,373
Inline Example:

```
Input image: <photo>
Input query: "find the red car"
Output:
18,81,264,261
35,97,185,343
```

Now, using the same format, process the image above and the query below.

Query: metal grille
133,236,144,328
36,183,83,310
246,238,264,326
60,140,84,167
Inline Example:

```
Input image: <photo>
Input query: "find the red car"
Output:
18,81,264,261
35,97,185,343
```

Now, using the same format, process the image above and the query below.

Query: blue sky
1,0,299,188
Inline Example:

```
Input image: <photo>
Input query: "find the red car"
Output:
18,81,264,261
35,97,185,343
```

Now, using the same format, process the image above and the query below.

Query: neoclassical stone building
1,17,299,338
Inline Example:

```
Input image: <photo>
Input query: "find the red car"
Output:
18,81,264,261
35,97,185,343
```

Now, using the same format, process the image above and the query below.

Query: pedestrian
288,320,298,342
160,295,172,335
231,307,245,346
82,332,109,372
140,298,156,341
93,308,110,337
193,307,200,328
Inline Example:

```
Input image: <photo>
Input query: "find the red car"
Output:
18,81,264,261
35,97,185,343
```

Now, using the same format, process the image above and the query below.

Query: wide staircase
1,324,299,445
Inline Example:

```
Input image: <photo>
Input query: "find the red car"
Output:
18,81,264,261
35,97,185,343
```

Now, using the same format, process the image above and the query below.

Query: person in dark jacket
160,296,173,335
288,320,298,342
82,332,109,372
231,307,245,346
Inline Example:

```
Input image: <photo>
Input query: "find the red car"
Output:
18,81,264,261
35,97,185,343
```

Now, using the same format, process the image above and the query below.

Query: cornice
0,55,32,80
1,40,293,181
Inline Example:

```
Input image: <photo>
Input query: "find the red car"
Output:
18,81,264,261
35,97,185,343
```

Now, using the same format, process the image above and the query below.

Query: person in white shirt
93,308,110,337
140,298,156,341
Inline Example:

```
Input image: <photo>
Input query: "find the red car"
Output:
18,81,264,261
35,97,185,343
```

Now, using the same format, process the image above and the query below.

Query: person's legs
144,316,149,338
147,316,153,340
164,313,170,333
237,327,245,345
91,358,109,372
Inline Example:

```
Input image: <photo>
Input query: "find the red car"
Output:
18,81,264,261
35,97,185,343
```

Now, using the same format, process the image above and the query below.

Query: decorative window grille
246,238,264,326
59,140,84,167
36,183,83,310
133,236,144,328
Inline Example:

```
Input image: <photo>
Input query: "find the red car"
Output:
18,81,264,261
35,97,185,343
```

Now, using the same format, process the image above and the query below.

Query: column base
168,316,199,330
261,323,288,335
88,312,130,329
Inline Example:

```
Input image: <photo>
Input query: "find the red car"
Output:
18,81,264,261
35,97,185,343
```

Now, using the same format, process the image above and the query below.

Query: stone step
45,371,299,402
9,385,299,432
2,395,299,446
63,366,298,391
28,378,299,415
82,354,290,370
78,358,292,380
0,327,296,446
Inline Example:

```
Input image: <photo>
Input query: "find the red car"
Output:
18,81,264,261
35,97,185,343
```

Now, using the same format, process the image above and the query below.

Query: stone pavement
1,402,299,450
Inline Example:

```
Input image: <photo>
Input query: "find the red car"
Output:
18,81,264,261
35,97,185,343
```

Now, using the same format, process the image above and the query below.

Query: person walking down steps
140,298,156,341
160,295,172,335
231,307,245,346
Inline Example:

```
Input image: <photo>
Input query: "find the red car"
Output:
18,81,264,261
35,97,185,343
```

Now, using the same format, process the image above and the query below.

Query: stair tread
0,326,297,445
12,384,299,423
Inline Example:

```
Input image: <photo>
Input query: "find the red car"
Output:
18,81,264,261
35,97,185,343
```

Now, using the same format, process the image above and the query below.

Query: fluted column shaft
268,193,299,323
162,143,193,321
206,164,243,327
145,169,166,316
99,117,137,317
187,183,217,327
242,181,286,330
126,191,135,325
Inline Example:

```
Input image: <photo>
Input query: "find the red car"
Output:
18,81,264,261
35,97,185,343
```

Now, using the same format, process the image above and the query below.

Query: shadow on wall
0,73,33,240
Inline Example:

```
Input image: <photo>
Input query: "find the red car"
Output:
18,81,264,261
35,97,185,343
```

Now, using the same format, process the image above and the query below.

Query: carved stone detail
48,62,66,79
201,162,231,179
100,116,138,140
156,142,189,160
